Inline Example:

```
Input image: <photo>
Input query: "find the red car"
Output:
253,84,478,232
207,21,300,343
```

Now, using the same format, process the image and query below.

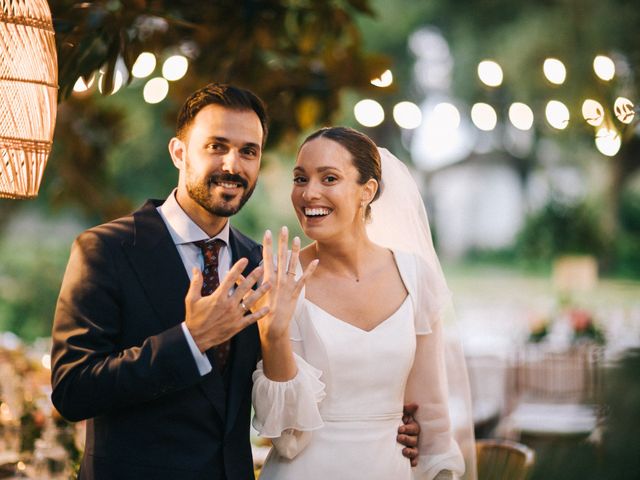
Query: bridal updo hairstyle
300,126,382,220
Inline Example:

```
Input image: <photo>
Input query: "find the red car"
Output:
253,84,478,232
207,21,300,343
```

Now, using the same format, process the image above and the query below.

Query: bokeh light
73,75,94,93
132,52,157,78
143,77,169,104
543,58,566,85
41,354,51,370
470,103,497,131
582,99,605,127
433,102,461,129
393,101,422,129
371,70,393,87
162,55,189,81
98,69,124,95
593,55,615,81
595,126,621,156
545,100,570,129
508,103,534,131
614,97,635,124
477,60,503,87
354,99,385,127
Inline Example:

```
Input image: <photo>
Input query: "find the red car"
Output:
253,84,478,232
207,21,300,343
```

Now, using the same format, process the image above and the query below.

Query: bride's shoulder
389,248,421,268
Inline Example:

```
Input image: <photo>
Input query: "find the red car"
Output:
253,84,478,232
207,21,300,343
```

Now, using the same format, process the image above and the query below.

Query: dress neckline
305,295,410,334
301,249,411,334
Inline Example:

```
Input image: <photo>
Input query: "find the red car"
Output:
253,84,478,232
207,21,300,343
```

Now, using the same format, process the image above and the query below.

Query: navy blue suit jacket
51,199,262,480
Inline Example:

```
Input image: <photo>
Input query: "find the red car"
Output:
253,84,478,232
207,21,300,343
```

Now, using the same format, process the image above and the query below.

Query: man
51,83,419,479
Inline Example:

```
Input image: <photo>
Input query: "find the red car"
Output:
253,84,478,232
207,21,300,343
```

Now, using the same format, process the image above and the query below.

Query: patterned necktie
193,238,231,372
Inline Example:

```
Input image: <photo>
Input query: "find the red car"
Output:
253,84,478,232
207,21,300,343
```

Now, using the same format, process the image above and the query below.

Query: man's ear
168,137,186,170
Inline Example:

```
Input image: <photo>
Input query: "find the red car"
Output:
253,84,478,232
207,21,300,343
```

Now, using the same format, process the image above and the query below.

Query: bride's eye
293,176,307,185
323,175,338,183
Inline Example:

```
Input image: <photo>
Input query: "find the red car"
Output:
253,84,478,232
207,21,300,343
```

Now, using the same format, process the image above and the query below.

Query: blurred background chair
498,344,603,444
466,353,508,438
476,438,535,480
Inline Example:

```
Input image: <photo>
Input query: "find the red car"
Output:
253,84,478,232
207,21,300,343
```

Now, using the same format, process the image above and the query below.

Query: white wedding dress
252,250,465,480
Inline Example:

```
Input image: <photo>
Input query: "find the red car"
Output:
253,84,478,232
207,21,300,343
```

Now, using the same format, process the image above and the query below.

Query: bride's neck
312,236,376,282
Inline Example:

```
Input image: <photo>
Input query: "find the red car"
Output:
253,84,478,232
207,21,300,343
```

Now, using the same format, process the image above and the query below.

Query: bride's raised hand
257,227,318,343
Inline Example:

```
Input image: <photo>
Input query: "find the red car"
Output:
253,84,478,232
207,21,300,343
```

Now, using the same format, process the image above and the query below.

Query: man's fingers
403,402,419,417
217,258,250,292
242,281,272,311
398,422,420,436
240,306,270,328
401,446,419,466
231,265,264,301
186,267,203,301
397,433,418,448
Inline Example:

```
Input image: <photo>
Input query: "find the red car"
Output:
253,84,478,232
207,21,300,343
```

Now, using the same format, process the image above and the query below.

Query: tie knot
193,238,225,268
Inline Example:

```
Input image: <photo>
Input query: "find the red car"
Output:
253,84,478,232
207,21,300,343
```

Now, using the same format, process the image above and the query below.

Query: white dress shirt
157,189,232,376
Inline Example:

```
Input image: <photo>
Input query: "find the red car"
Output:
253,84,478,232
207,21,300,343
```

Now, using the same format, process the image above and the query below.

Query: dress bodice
302,297,416,420
252,249,467,480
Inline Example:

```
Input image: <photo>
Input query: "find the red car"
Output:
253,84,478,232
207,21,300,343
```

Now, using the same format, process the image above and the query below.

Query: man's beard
187,172,257,217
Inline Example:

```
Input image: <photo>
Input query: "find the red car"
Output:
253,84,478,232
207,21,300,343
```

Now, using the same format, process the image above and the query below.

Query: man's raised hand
184,258,271,353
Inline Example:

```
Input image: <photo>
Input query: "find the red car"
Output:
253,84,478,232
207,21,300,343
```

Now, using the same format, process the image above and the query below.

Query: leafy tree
30,0,388,222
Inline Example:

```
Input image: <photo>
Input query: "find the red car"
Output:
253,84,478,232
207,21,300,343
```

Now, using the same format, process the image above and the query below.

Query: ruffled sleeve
395,250,452,335
397,251,466,479
252,353,325,458
406,325,466,480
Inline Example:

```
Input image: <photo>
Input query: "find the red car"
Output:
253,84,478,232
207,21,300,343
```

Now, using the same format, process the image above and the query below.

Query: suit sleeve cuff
181,322,213,376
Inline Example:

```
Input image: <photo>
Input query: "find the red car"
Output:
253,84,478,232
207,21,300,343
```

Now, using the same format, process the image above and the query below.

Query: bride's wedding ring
240,301,249,312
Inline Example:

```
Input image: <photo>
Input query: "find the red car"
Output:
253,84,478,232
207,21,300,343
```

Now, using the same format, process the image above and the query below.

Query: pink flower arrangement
568,308,605,344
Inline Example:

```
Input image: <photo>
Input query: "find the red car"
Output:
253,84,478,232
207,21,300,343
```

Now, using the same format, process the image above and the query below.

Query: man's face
171,104,263,220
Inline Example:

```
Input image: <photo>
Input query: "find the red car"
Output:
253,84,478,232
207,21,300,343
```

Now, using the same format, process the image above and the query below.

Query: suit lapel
122,200,189,331
122,200,227,422
226,227,262,433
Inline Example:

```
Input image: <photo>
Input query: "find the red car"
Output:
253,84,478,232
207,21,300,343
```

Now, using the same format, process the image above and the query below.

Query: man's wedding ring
286,271,296,276
240,301,249,312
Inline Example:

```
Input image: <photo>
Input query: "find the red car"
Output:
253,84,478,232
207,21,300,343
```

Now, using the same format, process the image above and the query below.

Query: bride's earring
361,201,367,223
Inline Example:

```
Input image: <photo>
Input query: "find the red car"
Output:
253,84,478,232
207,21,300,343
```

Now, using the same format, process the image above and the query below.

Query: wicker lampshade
0,0,57,199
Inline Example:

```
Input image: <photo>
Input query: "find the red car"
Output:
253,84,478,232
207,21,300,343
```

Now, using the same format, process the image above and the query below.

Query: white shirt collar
158,189,230,246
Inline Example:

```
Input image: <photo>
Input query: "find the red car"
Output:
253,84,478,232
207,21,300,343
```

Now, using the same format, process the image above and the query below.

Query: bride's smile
292,136,375,241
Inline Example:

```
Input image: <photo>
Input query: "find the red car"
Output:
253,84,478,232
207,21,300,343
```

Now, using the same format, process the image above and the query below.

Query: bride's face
292,137,367,241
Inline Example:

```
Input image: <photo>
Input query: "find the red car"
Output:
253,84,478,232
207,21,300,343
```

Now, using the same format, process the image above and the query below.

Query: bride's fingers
293,259,319,295
262,230,275,280
277,226,288,284
286,236,301,278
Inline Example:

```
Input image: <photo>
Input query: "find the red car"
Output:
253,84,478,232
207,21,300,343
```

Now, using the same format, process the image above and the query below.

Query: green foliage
0,212,82,342
614,188,640,276
516,198,606,262
43,0,388,222
19,401,44,453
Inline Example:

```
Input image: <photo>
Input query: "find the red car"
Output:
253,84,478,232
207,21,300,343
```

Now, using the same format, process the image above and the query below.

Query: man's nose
221,150,240,173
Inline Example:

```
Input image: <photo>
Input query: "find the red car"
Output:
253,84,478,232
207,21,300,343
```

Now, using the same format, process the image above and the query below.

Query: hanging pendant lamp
0,0,57,199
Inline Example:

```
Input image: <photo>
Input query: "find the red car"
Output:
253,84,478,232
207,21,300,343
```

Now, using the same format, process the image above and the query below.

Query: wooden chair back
476,439,535,480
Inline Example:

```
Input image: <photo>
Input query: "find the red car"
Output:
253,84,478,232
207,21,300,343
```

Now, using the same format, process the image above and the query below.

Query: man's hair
176,83,269,147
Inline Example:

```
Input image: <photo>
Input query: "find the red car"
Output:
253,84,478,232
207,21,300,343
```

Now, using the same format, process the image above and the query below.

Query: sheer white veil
367,148,477,480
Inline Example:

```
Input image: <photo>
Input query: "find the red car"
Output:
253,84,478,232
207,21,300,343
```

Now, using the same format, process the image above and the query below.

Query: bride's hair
300,126,382,219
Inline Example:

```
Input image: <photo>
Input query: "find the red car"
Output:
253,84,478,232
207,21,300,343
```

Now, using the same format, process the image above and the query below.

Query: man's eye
207,144,226,152
242,148,258,157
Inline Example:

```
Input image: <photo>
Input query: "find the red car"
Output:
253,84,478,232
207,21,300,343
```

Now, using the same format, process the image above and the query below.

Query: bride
252,127,474,480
